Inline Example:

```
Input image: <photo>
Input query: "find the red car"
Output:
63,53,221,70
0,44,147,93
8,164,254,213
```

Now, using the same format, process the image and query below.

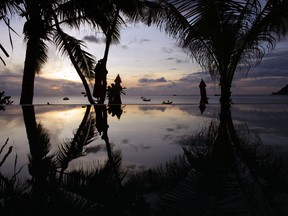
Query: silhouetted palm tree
0,0,17,66
144,0,288,103
76,0,150,104
16,0,98,104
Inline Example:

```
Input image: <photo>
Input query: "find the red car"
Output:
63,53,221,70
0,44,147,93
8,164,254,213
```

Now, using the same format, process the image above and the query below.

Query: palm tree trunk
67,54,95,104
58,105,92,182
20,39,38,104
220,76,232,105
94,104,122,185
98,7,120,104
53,14,95,104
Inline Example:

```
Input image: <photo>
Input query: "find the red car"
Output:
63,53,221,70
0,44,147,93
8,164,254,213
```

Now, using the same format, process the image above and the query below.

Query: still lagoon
1,95,288,215
1,95,288,176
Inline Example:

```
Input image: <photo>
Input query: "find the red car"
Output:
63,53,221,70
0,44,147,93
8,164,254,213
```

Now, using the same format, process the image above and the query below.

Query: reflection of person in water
93,59,108,103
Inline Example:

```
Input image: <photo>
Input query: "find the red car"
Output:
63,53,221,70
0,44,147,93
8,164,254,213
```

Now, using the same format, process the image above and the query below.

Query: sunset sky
1,19,288,98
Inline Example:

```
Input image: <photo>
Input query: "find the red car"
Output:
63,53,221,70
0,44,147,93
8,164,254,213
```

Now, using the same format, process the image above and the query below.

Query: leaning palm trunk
53,14,95,104
59,37,95,105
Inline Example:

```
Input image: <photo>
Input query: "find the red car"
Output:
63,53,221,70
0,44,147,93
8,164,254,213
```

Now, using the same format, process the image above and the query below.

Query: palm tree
16,0,99,104
89,0,148,104
0,0,17,66
70,0,146,104
144,0,288,104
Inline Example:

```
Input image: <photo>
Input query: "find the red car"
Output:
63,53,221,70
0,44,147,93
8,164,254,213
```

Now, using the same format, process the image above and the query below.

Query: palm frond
0,138,12,167
142,0,189,38
54,29,96,80
59,150,126,215
57,0,112,29
27,123,55,178
51,187,101,214
24,36,49,74
56,112,96,170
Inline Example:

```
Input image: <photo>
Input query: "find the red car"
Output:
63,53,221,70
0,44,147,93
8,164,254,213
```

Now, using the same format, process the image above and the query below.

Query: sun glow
41,58,83,82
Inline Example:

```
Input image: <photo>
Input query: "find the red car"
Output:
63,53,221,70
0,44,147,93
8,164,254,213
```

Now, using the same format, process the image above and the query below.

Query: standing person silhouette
199,79,208,104
93,59,108,103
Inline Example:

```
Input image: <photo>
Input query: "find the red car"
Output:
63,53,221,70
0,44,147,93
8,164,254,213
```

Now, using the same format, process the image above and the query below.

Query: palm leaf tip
54,30,96,79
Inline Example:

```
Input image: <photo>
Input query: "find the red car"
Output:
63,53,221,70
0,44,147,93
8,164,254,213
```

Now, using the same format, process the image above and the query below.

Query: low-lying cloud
139,77,167,83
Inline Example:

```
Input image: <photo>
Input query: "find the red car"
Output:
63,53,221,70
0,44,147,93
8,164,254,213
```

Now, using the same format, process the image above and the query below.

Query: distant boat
63,97,69,100
162,100,173,104
141,97,151,102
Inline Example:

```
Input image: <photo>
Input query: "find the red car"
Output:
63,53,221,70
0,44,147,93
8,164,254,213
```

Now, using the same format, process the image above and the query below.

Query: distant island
272,84,288,95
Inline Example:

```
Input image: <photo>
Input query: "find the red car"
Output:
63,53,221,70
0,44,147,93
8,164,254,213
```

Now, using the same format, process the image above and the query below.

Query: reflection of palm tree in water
21,105,96,208
94,104,122,186
16,105,130,214
132,104,288,215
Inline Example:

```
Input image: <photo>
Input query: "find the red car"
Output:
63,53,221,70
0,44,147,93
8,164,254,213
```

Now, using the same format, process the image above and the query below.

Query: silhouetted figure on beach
107,74,125,119
199,79,208,104
107,74,124,104
93,59,108,104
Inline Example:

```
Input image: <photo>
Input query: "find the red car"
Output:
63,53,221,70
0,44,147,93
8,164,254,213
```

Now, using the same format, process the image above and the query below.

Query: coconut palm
70,0,146,104
89,0,149,104
16,0,99,104
0,0,17,66
144,0,288,104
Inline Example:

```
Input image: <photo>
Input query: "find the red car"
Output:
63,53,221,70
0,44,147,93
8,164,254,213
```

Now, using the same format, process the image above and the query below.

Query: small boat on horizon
162,100,173,104
63,97,69,100
141,96,151,102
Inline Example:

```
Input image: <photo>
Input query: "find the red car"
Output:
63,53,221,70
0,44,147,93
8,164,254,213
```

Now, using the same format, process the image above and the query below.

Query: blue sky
1,19,288,98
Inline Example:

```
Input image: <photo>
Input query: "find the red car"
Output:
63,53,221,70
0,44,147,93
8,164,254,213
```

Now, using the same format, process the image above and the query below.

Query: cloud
230,47,288,94
179,72,211,82
121,45,129,49
139,77,167,83
83,35,106,44
0,70,23,96
128,38,150,45
161,47,174,53
0,69,86,97
139,38,150,44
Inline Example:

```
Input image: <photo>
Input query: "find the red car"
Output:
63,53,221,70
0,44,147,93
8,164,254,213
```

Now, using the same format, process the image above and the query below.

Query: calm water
1,95,288,215
1,95,288,173
8,94,288,105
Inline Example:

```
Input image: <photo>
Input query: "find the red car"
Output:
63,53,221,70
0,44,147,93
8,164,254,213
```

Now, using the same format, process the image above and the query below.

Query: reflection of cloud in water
138,105,167,112
166,128,174,132
231,104,288,140
125,163,146,172
162,134,174,142
85,144,106,154
122,139,129,144
129,143,152,152
163,123,190,142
